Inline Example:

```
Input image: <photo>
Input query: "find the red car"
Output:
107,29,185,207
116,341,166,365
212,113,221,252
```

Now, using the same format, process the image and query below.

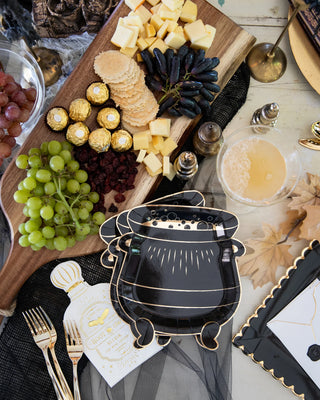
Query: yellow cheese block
148,37,168,54
136,149,147,162
146,165,163,177
149,118,171,137
152,135,164,150
162,0,184,11
164,31,186,49
123,14,144,32
158,3,181,21
120,45,138,57
143,152,163,173
180,0,197,23
150,3,162,14
191,24,216,50
136,36,149,51
136,52,143,62
150,14,164,30
111,24,135,48
125,0,145,11
133,130,150,150
160,136,177,156
145,36,158,47
145,23,156,37
184,19,207,43
162,156,176,180
157,20,170,39
132,5,152,24
164,162,176,180
146,143,160,154
126,25,140,48
167,20,178,33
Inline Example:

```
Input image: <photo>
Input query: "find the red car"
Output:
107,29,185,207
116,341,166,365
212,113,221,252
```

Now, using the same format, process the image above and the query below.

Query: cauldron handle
231,238,245,257
115,232,135,253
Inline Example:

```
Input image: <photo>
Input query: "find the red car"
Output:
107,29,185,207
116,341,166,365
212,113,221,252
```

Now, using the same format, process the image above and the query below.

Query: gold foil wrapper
111,130,132,152
46,107,69,131
89,128,111,153
86,82,109,106
66,122,90,146
97,107,120,130
69,98,91,122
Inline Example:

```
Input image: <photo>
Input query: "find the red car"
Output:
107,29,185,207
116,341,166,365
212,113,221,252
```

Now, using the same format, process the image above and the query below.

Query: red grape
0,115,12,129
0,92,9,107
7,122,22,137
2,135,16,148
0,128,5,140
0,72,8,87
0,142,12,157
0,157,4,167
4,82,19,96
22,100,34,112
18,108,30,123
24,87,37,102
5,104,21,122
11,90,27,107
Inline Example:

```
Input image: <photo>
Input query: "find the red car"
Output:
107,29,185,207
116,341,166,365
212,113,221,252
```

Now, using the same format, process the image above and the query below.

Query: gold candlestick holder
246,0,309,83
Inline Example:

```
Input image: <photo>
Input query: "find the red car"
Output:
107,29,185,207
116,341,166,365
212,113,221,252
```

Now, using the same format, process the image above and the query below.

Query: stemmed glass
246,0,309,82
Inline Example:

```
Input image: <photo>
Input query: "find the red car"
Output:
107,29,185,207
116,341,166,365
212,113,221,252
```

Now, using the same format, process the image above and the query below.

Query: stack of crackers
94,51,159,127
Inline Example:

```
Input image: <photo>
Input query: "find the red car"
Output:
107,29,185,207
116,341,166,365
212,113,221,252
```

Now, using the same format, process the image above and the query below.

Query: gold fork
64,320,83,400
23,308,67,400
38,307,74,400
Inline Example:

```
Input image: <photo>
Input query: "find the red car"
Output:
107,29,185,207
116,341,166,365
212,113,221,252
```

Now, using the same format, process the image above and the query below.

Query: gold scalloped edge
233,239,319,400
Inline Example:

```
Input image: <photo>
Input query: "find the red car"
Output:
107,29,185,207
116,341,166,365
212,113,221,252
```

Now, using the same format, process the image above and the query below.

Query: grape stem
53,176,81,230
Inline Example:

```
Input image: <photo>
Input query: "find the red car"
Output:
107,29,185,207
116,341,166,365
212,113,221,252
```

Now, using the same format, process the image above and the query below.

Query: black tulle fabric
0,62,250,400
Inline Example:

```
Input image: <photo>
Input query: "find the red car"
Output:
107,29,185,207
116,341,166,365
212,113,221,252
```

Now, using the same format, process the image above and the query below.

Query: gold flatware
38,307,74,400
64,321,83,400
298,138,320,150
22,308,67,400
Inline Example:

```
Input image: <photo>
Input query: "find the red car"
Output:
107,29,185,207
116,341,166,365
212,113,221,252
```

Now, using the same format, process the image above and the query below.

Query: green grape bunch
14,140,106,252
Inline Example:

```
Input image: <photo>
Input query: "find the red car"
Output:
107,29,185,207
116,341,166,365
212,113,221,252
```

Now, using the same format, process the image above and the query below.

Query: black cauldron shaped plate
107,204,245,350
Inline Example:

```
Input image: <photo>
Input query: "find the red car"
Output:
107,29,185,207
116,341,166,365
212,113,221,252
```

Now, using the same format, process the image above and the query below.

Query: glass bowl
216,125,301,207
0,40,45,143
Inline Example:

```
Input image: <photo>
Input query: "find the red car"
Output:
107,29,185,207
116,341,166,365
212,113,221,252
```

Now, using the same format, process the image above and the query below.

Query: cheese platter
0,0,255,312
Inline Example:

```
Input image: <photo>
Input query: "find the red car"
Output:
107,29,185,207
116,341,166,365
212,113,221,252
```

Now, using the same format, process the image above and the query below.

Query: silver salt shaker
174,151,198,180
193,121,223,156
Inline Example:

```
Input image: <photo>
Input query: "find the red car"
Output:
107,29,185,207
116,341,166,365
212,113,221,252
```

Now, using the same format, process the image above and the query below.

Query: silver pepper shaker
174,151,198,180
193,121,223,156
251,102,280,127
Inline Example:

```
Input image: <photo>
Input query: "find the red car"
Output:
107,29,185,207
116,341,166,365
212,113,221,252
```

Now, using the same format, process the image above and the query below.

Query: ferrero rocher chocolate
89,128,111,153
69,98,91,122
111,129,132,152
46,107,69,131
97,107,120,130
66,122,90,146
86,82,109,106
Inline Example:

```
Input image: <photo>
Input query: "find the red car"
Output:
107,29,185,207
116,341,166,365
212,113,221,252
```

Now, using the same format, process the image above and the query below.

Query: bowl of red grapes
0,40,45,166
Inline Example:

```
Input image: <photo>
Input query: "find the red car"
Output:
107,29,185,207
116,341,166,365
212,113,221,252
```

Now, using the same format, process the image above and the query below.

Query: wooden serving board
0,0,255,312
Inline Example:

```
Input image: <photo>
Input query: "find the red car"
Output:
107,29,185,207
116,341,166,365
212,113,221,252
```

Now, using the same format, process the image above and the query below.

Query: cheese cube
144,36,157,47
133,5,152,24
164,162,176,180
136,149,147,162
111,24,134,48
146,0,160,6
180,0,197,23
152,135,164,150
143,152,162,173
150,3,162,14
146,143,160,154
157,20,170,39
191,24,216,50
120,45,138,57
150,14,164,30
162,156,171,175
160,137,177,156
164,31,186,49
167,20,178,33
136,36,149,51
125,0,145,11
123,14,144,32
136,52,143,62
162,0,184,11
148,38,168,54
146,166,163,177
184,19,207,43
149,118,171,137
144,23,156,37
158,4,181,21
133,130,150,150
126,25,140,48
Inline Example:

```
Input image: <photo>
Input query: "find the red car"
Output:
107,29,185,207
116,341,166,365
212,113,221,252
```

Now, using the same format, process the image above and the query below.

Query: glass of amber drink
216,125,301,207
